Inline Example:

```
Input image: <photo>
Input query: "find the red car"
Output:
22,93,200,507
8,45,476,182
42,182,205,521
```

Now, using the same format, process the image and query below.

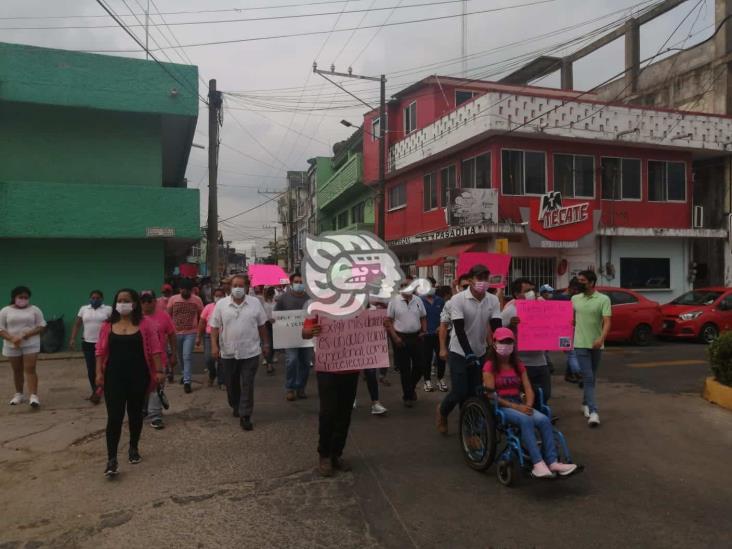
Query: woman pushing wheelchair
482,327,578,479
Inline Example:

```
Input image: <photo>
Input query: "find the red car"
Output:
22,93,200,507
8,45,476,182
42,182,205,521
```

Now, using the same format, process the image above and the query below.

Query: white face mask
231,287,246,299
524,290,536,301
116,302,134,316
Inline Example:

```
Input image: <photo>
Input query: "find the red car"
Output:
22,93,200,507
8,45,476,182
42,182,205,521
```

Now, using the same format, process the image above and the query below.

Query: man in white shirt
210,275,270,431
386,280,427,407
436,264,502,434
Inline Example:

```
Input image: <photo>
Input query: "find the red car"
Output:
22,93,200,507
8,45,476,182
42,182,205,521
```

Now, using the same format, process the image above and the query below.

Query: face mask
426,287,436,296
90,298,103,309
576,283,587,293
495,343,514,357
524,291,536,301
473,281,488,294
231,287,246,299
15,297,29,308
292,283,305,293
116,302,134,316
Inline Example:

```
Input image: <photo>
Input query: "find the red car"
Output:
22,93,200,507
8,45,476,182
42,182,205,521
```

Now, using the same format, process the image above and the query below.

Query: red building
362,76,732,299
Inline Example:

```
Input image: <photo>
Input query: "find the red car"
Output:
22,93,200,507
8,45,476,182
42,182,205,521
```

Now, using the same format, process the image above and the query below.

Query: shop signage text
388,223,491,247
529,192,594,243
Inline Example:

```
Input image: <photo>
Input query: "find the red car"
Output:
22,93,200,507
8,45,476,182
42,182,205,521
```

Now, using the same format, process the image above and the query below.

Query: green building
0,42,200,349
317,129,374,234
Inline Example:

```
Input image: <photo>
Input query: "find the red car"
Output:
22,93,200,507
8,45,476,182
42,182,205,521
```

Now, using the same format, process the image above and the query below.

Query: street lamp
340,119,380,141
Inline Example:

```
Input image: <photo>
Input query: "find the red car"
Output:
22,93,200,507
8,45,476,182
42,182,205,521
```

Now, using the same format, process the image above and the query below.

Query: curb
0,349,206,363
702,376,732,411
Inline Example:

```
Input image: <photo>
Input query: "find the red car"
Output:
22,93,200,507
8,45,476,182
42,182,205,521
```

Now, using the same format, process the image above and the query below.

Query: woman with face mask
1,286,46,408
95,289,164,478
69,290,113,403
197,287,227,388
482,328,577,479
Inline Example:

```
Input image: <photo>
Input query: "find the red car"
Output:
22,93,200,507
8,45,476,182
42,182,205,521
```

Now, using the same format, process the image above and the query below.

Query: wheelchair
458,387,582,486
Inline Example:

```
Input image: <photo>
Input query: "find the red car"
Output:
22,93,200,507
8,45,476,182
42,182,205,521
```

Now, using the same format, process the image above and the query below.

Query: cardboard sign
515,300,574,351
272,310,313,349
248,264,290,287
456,252,511,288
314,309,390,372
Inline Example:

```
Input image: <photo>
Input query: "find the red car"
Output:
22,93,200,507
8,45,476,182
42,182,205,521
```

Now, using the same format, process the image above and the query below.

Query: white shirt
77,304,112,343
387,295,426,334
500,299,546,367
440,299,453,324
448,289,501,357
0,305,46,352
209,295,267,360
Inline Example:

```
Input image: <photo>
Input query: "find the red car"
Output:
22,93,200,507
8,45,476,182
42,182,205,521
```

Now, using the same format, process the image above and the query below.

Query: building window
404,101,417,135
461,153,490,188
620,257,670,289
388,182,406,210
337,211,349,229
371,115,385,142
351,202,365,224
601,157,641,200
440,164,456,207
455,90,477,107
423,173,438,211
553,154,594,198
509,257,556,289
502,150,546,195
649,161,686,202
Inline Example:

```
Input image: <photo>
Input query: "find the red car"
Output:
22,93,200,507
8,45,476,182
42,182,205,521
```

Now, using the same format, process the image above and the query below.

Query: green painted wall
313,156,334,189
0,239,165,350
0,102,161,187
320,192,375,232
0,181,199,239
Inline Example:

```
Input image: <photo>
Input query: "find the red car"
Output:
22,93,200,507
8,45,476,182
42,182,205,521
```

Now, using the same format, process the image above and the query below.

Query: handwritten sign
272,310,313,349
248,264,290,286
456,252,512,288
314,309,389,372
515,300,574,351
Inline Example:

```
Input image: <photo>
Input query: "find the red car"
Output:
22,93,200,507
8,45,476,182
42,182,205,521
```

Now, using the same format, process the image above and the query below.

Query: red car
596,287,663,346
660,287,732,344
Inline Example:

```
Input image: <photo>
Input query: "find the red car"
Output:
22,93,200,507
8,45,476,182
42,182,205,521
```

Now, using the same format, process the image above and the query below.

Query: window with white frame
423,173,438,211
440,164,456,207
404,101,417,135
461,153,490,189
648,160,686,202
501,150,546,195
371,115,386,143
553,154,594,198
455,90,477,107
388,183,407,210
601,157,641,200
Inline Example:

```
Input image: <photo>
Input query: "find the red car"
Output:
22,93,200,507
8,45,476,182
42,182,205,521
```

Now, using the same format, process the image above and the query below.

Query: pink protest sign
515,300,574,351
314,309,390,372
248,264,290,286
456,252,511,288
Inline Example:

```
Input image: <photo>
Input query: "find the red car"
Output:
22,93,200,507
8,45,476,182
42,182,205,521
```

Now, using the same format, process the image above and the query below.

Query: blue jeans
176,333,196,384
575,348,602,413
439,352,483,418
501,405,558,465
203,334,226,385
364,369,379,401
565,349,580,375
285,347,313,391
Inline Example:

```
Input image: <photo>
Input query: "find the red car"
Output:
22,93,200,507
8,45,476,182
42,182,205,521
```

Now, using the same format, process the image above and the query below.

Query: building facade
0,42,200,346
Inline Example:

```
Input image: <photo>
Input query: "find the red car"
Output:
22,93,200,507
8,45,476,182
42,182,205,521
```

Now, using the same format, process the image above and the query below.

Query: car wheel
700,323,719,344
631,324,653,346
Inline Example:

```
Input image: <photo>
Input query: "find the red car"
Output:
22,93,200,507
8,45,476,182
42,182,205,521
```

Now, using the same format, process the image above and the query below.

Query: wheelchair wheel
458,396,497,471
496,459,521,487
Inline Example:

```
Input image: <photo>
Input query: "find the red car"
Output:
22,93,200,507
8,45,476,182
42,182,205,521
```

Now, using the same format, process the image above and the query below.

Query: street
1,341,730,549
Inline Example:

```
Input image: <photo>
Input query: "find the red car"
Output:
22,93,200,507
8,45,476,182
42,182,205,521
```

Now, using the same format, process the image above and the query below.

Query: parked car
596,287,663,346
660,287,732,344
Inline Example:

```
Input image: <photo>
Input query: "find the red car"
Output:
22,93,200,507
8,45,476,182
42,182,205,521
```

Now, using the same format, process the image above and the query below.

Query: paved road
1,342,730,548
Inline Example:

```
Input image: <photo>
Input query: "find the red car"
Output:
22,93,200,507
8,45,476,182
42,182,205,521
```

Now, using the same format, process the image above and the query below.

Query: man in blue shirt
420,277,446,392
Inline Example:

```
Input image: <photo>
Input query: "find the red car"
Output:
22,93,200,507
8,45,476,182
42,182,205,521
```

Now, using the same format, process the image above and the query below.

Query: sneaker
285,390,296,402
423,380,434,392
549,462,578,476
90,389,102,405
167,373,174,383
588,412,600,427
581,405,590,418
436,404,448,434
437,379,448,392
150,419,165,430
9,393,24,405
104,459,119,478
565,373,578,384
128,448,142,464
29,394,40,408
232,408,240,418
404,399,413,408
240,416,253,431
371,402,387,415
331,456,352,472
353,399,357,409
266,365,275,376
318,456,333,477
531,461,555,479
378,376,391,387
183,383,192,394
296,389,307,399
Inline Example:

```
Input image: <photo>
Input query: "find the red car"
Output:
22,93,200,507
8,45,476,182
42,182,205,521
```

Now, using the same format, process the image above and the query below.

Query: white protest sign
272,310,314,349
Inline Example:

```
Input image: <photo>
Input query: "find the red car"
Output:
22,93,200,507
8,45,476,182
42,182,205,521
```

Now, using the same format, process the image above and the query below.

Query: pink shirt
145,310,175,366
201,303,216,334
483,360,526,399
167,294,204,335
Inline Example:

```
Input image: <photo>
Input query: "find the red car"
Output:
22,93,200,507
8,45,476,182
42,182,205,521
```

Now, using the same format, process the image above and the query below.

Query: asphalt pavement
1,341,730,549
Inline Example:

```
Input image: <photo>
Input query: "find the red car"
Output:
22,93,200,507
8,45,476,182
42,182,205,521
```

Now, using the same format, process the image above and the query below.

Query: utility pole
206,79,223,286
313,64,387,240
264,225,277,264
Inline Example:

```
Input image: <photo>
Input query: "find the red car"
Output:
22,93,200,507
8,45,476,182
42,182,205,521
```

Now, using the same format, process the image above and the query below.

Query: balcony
318,153,363,212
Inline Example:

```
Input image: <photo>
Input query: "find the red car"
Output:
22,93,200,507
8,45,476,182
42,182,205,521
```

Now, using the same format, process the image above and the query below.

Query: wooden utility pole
207,79,223,285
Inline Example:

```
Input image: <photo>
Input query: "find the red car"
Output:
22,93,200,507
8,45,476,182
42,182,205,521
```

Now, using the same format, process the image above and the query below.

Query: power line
219,192,287,223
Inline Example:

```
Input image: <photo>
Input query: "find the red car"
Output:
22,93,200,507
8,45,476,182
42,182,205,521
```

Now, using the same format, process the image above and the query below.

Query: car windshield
670,291,723,306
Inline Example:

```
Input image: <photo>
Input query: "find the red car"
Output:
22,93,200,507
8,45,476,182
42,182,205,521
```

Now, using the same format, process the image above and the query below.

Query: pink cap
493,327,515,342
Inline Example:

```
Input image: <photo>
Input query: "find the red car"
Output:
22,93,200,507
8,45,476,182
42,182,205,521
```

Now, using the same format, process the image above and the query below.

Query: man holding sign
275,273,312,401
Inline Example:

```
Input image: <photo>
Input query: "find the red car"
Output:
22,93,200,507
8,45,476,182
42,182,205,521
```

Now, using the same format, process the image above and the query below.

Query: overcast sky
1,0,715,255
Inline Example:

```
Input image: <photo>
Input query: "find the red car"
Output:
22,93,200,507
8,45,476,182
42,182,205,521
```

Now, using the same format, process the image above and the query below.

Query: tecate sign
530,191,594,242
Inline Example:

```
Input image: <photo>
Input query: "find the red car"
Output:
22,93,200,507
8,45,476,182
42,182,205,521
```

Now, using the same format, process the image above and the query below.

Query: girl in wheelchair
483,328,578,479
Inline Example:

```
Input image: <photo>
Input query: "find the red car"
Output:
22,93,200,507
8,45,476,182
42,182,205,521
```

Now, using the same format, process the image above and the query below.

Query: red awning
415,243,476,267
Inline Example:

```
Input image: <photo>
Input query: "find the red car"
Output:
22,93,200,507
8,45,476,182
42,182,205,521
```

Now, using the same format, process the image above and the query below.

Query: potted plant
704,332,732,410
